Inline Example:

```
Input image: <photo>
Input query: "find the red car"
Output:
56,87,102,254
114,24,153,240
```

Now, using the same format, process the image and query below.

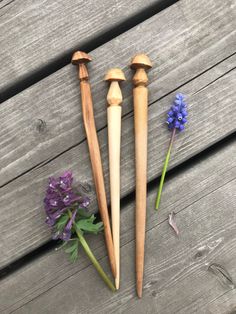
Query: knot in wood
36,119,47,133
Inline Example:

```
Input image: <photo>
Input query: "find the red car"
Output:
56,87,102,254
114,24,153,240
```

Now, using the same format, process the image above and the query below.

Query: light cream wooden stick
131,54,152,298
71,51,116,278
105,68,126,289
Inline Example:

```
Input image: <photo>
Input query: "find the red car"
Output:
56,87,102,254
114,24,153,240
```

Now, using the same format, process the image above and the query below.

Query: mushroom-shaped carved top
104,68,126,82
130,54,152,70
71,51,92,65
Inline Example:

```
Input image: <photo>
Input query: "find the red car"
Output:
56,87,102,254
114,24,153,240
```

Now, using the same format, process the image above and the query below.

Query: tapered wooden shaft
105,69,126,289
131,54,152,298
72,52,116,278
108,106,121,289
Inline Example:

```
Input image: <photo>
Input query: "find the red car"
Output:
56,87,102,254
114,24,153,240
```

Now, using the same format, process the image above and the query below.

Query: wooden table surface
0,0,235,313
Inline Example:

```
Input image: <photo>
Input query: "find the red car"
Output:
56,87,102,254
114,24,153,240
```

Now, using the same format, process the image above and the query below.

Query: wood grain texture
0,0,235,186
0,0,235,187
131,54,152,298
1,140,235,314
72,54,116,278
0,50,235,269
0,55,235,272
0,0,235,268
108,106,122,289
106,68,125,289
0,0,160,92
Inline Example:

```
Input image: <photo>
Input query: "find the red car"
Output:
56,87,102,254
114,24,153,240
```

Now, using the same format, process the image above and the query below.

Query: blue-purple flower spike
156,93,188,211
166,93,188,131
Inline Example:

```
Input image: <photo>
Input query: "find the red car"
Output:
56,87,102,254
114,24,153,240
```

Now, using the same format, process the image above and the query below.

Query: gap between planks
0,0,235,189
0,129,235,281
0,62,235,269
0,0,178,102
0,138,235,313
0,0,235,268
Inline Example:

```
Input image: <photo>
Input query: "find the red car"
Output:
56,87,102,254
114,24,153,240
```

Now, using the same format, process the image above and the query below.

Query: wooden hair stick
105,68,126,289
71,51,116,278
131,54,152,298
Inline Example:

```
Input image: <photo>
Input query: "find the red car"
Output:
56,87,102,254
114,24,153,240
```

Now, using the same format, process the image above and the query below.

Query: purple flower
59,171,73,190
80,196,90,208
166,93,188,131
52,210,77,241
45,207,67,226
61,210,77,241
44,171,90,228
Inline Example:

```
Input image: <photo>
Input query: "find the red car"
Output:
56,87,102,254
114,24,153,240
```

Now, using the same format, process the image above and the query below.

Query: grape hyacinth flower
155,93,188,210
43,171,115,292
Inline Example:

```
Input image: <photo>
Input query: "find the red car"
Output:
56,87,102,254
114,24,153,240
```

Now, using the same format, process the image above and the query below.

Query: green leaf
75,215,104,234
77,207,91,218
55,214,69,232
65,244,77,254
69,248,78,263
55,241,67,251
64,238,80,262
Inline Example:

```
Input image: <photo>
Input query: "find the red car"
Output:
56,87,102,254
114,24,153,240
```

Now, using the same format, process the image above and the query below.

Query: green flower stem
75,227,116,292
67,210,115,291
68,210,116,292
155,128,176,210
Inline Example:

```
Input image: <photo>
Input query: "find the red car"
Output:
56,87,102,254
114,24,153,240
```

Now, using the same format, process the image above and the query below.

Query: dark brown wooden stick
72,51,116,278
131,54,152,298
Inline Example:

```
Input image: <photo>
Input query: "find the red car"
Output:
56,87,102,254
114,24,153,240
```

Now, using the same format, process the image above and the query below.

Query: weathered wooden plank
1,0,235,188
0,0,235,268
0,49,235,269
203,290,236,314
0,0,164,93
0,141,235,314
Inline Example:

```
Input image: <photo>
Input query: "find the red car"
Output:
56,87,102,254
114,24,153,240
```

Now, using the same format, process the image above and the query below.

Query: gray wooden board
1,0,235,188
0,140,235,314
0,0,162,92
0,0,236,268
0,57,235,269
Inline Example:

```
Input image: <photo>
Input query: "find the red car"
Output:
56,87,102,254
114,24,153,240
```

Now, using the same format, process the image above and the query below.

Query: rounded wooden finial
130,54,152,70
104,68,126,82
71,51,92,65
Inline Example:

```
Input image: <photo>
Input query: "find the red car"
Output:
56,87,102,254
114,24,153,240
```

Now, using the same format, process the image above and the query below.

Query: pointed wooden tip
137,286,143,298
115,277,120,290
104,68,126,82
136,273,143,298
71,51,92,65
130,54,152,70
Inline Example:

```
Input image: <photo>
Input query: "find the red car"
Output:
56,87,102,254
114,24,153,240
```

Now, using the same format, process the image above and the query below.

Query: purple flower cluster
166,93,188,131
44,171,90,241
52,210,77,241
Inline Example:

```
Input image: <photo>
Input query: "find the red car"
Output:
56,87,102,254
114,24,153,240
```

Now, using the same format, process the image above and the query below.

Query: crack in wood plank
208,263,235,290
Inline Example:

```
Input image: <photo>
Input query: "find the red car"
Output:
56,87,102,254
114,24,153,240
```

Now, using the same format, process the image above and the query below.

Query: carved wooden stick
131,54,152,298
71,51,116,278
105,68,126,289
